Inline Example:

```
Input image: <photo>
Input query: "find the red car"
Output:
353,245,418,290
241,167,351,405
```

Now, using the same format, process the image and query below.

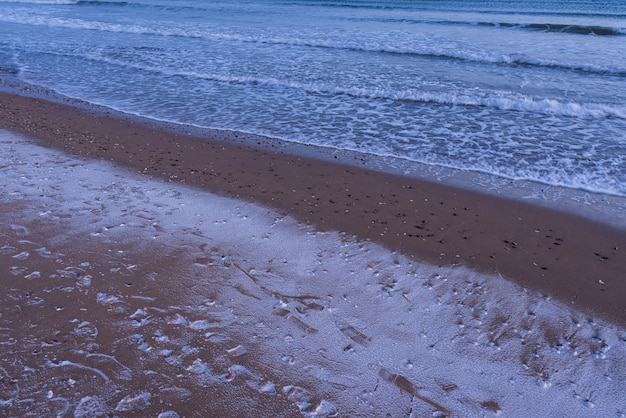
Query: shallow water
1,131,624,416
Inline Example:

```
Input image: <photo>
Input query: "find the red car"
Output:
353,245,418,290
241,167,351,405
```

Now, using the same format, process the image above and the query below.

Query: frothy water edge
2,78,625,230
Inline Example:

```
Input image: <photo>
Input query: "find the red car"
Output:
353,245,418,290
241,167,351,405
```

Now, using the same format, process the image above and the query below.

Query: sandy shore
1,92,626,416
1,92,624,326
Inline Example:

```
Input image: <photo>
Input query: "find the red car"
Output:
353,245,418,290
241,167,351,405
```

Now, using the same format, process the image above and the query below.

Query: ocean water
1,0,625,197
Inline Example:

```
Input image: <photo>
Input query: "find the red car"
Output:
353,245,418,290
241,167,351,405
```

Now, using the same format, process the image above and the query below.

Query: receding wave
3,14,625,77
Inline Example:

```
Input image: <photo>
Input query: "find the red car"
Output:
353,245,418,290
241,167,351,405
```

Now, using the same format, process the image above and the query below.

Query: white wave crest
0,0,77,4
70,53,626,120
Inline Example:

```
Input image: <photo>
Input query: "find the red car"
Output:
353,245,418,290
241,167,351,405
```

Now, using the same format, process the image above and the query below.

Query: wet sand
1,92,624,326
0,131,626,418
1,93,626,416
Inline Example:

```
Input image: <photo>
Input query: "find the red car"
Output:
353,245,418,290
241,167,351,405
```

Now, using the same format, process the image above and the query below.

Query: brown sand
1,91,624,327
0,196,301,417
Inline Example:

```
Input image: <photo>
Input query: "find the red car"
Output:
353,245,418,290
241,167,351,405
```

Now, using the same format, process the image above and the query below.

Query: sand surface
1,92,625,417
0,92,624,326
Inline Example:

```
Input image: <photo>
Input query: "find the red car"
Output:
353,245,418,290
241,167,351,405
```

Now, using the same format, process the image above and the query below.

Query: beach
1,92,625,416
1,92,625,325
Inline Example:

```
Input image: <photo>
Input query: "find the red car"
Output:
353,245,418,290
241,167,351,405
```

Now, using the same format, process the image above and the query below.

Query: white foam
73,396,107,418
114,392,151,412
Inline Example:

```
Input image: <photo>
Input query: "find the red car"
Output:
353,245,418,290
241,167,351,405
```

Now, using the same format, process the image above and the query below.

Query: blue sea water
1,0,625,197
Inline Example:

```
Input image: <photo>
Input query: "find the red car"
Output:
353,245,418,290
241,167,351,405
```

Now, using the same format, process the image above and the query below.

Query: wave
5,0,625,27
76,0,129,5
0,0,78,4
3,13,625,77
352,17,626,36
175,73,626,120
0,0,133,6
284,0,626,19
32,50,626,120
498,22,625,36
38,0,626,25
0,0,131,4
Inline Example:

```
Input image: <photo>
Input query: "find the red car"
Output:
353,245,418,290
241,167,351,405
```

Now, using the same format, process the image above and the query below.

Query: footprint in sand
337,323,371,346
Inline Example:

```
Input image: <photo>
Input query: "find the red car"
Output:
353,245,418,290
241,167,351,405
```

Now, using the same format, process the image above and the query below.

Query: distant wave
3,14,625,77
351,17,626,36
76,0,129,5
5,0,625,28
493,22,625,36
284,0,626,19
0,0,132,4
0,0,78,4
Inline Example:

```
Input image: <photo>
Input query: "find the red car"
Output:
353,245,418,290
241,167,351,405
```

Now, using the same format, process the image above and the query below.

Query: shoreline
1,91,625,326
3,81,626,229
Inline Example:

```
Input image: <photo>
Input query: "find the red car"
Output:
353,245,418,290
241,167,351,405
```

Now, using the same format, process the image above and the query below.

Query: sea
1,0,625,210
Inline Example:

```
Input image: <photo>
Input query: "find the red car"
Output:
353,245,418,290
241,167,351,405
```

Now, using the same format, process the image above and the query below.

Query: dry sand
1,92,625,417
